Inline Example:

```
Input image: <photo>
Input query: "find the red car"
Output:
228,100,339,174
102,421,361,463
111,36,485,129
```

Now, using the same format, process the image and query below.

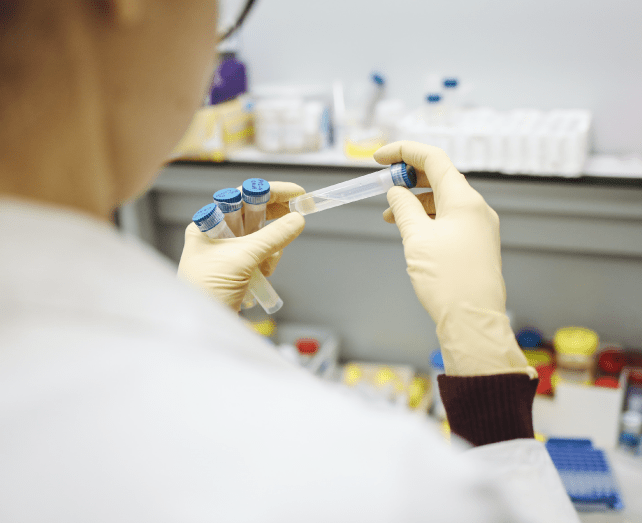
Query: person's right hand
374,141,535,379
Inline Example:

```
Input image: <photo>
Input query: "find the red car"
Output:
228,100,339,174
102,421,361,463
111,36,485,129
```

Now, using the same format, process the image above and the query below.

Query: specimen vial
289,162,417,216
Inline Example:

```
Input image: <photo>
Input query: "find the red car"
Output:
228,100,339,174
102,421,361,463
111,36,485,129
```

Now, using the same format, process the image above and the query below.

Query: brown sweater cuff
437,374,539,447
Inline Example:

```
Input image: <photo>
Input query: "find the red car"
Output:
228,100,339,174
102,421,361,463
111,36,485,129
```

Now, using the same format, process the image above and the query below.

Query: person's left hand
177,182,306,311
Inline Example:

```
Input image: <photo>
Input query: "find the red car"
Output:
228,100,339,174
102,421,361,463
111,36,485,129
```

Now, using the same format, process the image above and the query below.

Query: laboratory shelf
170,148,642,187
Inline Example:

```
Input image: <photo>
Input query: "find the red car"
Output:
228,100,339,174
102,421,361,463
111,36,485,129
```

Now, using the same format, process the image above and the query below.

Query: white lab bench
119,149,642,520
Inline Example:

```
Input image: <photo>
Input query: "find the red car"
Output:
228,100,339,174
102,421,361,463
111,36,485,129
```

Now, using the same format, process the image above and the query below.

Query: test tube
242,178,270,234
213,188,244,237
192,203,283,314
288,162,417,216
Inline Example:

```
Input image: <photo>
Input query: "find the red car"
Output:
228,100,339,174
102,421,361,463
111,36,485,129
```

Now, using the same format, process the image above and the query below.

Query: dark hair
219,0,257,41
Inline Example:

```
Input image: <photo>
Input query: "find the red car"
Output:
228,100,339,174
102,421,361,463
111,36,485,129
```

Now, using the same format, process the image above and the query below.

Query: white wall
239,0,642,155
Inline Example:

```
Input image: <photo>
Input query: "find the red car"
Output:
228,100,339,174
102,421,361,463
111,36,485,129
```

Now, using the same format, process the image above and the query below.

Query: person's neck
0,127,115,222
0,15,115,222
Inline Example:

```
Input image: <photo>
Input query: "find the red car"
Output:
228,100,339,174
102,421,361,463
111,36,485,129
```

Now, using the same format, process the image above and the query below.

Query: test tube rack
545,438,624,511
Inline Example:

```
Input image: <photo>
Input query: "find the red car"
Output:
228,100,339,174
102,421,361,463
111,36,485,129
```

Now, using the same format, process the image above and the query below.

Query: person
0,1,580,521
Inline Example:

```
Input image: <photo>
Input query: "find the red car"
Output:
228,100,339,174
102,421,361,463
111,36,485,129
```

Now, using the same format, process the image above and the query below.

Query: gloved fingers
266,202,292,221
383,191,436,223
242,212,305,264
386,186,433,239
259,251,282,277
374,141,478,216
235,181,305,221
266,181,306,203
184,221,222,245
374,141,432,188
266,181,305,220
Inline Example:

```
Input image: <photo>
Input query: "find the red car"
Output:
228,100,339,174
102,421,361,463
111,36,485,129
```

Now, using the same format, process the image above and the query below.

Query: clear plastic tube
215,188,253,308
244,202,266,234
242,179,270,234
213,188,245,237
289,162,417,216
223,208,244,237
241,180,271,309
194,204,283,314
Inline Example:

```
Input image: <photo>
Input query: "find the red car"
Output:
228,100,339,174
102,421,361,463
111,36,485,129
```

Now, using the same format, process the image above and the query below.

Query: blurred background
239,0,641,155
118,0,642,506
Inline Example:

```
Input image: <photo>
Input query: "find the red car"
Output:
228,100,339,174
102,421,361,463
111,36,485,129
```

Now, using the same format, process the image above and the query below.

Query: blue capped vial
213,188,243,213
242,178,270,234
214,188,245,237
192,203,234,239
241,178,271,205
193,203,224,233
191,202,283,314
390,162,417,189
289,162,421,216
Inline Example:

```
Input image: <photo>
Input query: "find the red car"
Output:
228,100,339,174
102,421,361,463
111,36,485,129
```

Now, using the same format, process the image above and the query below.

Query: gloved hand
177,182,306,311
374,141,536,378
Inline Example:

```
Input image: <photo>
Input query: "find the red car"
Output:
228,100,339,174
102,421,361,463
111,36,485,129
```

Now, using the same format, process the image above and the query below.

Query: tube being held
192,203,283,315
289,162,418,216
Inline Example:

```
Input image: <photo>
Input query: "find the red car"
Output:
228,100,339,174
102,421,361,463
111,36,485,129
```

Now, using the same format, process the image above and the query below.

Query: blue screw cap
193,203,224,232
516,328,544,348
426,93,441,103
430,350,444,371
390,162,417,189
214,188,243,213
443,78,458,88
242,178,270,205
371,73,385,86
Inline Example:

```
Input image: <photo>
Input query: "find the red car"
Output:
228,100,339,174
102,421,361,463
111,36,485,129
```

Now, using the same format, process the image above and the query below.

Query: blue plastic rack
545,438,624,511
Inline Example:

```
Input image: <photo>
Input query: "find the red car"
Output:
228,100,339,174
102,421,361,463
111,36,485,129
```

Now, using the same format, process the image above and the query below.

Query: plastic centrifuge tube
289,162,417,216
241,179,271,309
242,178,270,234
213,188,244,237
192,203,283,314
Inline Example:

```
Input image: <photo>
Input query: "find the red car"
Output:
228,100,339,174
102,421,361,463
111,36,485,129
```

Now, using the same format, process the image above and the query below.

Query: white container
374,99,407,142
397,104,592,176
532,376,626,449
253,84,331,154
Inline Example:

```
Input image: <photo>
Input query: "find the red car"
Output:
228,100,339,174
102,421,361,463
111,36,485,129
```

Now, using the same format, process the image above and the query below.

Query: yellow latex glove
177,182,306,311
374,142,536,379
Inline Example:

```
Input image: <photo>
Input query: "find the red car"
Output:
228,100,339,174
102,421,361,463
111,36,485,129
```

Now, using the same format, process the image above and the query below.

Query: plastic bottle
295,338,320,368
208,41,247,106
422,93,448,127
213,188,244,237
192,203,282,314
553,327,599,385
441,77,460,125
362,72,386,128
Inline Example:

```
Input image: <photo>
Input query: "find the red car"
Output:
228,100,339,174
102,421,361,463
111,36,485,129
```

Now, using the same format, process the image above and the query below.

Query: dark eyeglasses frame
218,0,258,42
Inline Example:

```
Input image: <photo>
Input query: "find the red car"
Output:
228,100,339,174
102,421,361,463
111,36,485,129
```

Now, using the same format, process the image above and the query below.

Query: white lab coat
0,198,580,522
